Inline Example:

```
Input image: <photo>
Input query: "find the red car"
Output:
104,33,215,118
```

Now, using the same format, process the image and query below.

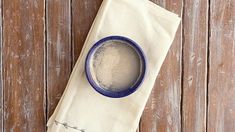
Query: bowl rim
85,35,146,98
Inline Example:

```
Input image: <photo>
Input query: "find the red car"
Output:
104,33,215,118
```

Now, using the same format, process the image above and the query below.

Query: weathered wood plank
140,0,183,131
208,0,235,131
2,0,46,131
182,0,208,131
71,0,102,64
46,0,71,119
0,0,2,130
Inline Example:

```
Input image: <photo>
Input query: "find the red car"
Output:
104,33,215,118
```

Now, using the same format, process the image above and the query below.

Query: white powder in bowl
90,40,141,92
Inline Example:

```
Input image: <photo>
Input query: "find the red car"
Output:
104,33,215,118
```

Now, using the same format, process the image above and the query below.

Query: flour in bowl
90,40,142,92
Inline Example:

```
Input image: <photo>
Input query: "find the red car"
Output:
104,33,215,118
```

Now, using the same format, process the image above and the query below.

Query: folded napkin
47,0,180,131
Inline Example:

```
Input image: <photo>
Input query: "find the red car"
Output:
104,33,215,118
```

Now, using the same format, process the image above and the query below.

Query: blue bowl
85,36,146,98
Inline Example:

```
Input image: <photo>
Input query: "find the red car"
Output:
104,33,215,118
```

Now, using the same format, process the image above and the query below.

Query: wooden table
0,0,234,131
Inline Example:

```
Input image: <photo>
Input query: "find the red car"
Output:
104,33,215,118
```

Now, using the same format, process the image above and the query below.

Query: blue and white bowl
85,36,146,98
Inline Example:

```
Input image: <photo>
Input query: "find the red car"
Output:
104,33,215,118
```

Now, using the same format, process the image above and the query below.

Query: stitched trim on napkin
54,120,85,132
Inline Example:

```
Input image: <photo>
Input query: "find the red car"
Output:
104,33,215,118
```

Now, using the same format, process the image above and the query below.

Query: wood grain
182,0,208,131
207,0,235,131
71,0,102,63
140,0,183,131
2,0,46,131
0,1,4,131
46,0,72,119
0,0,2,130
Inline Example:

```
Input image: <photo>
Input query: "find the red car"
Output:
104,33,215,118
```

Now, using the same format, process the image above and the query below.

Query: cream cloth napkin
47,0,180,131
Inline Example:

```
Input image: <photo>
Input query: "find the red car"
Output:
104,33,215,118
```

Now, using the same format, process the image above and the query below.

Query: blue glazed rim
85,36,146,98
